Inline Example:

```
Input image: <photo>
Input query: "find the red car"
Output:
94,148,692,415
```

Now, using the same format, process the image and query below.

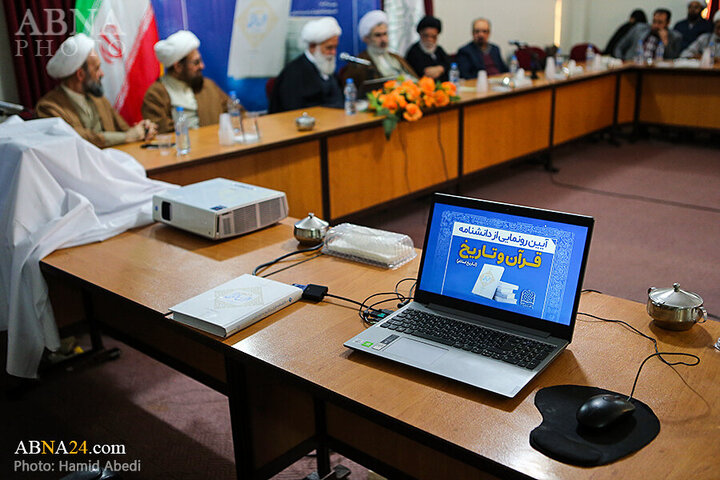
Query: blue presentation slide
420,203,589,325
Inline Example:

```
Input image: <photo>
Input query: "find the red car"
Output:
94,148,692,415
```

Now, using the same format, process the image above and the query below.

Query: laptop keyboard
379,309,555,370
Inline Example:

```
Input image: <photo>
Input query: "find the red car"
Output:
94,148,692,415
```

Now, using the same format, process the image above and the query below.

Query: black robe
404,42,451,82
269,54,343,113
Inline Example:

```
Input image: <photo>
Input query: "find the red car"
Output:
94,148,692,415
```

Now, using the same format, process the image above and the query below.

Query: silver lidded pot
295,112,316,131
647,283,707,331
294,213,328,245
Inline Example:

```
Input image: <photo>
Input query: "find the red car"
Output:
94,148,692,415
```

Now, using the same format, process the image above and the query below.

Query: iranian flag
75,0,160,124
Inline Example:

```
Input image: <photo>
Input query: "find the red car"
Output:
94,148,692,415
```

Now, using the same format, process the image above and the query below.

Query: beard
419,41,437,55
311,50,337,76
180,69,204,92
84,78,104,97
367,45,387,57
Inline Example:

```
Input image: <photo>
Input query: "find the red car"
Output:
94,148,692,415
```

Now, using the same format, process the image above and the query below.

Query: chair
265,77,277,101
514,46,546,71
570,43,601,62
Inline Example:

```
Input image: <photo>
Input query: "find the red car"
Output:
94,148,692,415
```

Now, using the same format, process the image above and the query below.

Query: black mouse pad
529,385,660,467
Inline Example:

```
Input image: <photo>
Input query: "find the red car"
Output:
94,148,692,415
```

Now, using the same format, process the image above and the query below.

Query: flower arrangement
367,76,460,139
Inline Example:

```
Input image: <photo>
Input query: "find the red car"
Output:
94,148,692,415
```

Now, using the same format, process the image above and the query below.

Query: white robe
0,116,175,378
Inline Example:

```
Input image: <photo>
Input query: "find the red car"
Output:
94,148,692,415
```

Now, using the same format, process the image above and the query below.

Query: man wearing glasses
456,18,508,79
142,30,231,133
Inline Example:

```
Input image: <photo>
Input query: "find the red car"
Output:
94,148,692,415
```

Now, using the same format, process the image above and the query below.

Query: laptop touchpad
384,338,447,365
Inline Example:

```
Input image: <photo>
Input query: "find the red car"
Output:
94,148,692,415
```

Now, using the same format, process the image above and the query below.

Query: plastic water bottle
509,55,519,75
174,107,190,155
227,90,242,135
449,62,460,89
707,38,715,63
585,44,595,68
634,39,644,65
555,48,563,70
343,78,357,115
655,42,665,63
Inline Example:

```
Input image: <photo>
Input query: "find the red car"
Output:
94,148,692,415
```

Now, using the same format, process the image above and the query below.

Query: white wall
561,0,693,52
0,5,20,103
435,0,557,60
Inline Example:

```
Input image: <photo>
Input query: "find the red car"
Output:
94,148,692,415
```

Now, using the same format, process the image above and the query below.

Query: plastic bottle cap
176,106,184,112
451,62,457,68
346,78,353,84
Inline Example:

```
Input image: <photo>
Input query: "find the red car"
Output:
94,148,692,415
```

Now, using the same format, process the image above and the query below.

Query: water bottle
655,42,665,63
343,78,357,115
708,38,716,63
509,55,519,75
449,62,460,89
585,44,595,68
174,106,190,155
634,39,644,65
227,90,242,135
555,48,563,70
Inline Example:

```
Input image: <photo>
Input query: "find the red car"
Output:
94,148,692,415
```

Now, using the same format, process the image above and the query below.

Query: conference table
40,218,720,480
115,64,720,224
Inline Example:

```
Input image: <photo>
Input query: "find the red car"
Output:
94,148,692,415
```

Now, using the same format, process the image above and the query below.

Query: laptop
344,193,594,397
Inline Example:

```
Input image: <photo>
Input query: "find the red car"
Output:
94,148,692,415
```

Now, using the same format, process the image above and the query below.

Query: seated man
269,17,343,113
674,1,713,51
456,18,508,79
405,16,451,82
614,8,683,60
681,10,720,59
340,10,417,89
143,30,229,133
36,34,156,148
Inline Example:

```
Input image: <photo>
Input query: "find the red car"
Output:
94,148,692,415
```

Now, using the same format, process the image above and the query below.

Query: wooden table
113,65,719,223
41,219,720,480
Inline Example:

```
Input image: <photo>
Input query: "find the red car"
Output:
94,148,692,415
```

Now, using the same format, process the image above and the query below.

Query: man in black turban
404,15,451,81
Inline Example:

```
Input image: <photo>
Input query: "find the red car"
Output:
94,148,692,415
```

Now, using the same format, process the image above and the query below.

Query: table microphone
0,100,24,115
340,52,372,66
509,40,528,49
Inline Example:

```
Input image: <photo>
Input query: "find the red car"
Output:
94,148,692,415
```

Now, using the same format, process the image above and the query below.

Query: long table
115,65,720,223
40,219,720,480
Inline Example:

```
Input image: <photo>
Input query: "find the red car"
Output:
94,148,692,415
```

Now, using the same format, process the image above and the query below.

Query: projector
152,178,288,239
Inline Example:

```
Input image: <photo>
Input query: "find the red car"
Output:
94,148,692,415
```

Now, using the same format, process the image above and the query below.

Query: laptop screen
417,194,593,336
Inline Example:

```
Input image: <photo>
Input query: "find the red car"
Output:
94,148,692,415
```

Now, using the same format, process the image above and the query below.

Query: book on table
169,274,302,337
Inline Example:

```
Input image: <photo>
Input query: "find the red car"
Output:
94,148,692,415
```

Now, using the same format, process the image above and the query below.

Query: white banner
227,0,292,79
452,222,557,254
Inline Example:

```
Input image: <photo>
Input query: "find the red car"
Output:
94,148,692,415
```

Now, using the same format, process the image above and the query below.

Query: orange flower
423,94,436,108
371,89,382,97
441,81,457,96
393,91,408,109
383,79,398,90
433,89,450,107
419,76,435,95
404,83,421,101
403,102,423,121
381,94,398,113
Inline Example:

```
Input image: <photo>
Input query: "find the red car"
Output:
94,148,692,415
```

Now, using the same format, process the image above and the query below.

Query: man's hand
126,119,158,143
657,28,669,48
424,65,445,79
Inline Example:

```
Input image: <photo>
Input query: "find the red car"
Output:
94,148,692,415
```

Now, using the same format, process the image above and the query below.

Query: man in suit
269,17,343,113
340,10,417,88
456,18,508,79
36,34,157,148
614,8,683,60
681,10,720,59
142,30,229,133
405,15,452,82
674,1,713,51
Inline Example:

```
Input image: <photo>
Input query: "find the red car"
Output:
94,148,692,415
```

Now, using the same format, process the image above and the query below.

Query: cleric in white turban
340,10,417,87
142,30,231,133
268,16,344,113
36,34,157,148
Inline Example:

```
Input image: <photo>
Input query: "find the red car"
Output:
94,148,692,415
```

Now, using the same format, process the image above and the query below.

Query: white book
169,274,302,338
472,264,505,299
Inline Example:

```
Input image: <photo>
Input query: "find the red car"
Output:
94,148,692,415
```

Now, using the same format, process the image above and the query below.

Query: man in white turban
36,34,157,148
142,30,230,133
269,17,344,113
340,10,417,88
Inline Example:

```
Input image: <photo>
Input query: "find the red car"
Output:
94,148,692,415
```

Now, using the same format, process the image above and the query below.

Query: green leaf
382,115,399,140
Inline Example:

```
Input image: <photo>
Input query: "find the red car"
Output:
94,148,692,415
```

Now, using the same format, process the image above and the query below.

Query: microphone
0,100,24,115
340,52,372,66
509,40,528,49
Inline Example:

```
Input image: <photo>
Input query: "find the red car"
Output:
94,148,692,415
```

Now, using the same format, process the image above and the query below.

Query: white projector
152,178,288,239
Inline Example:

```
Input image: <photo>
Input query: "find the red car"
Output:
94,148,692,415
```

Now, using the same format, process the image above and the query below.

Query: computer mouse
576,393,636,429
